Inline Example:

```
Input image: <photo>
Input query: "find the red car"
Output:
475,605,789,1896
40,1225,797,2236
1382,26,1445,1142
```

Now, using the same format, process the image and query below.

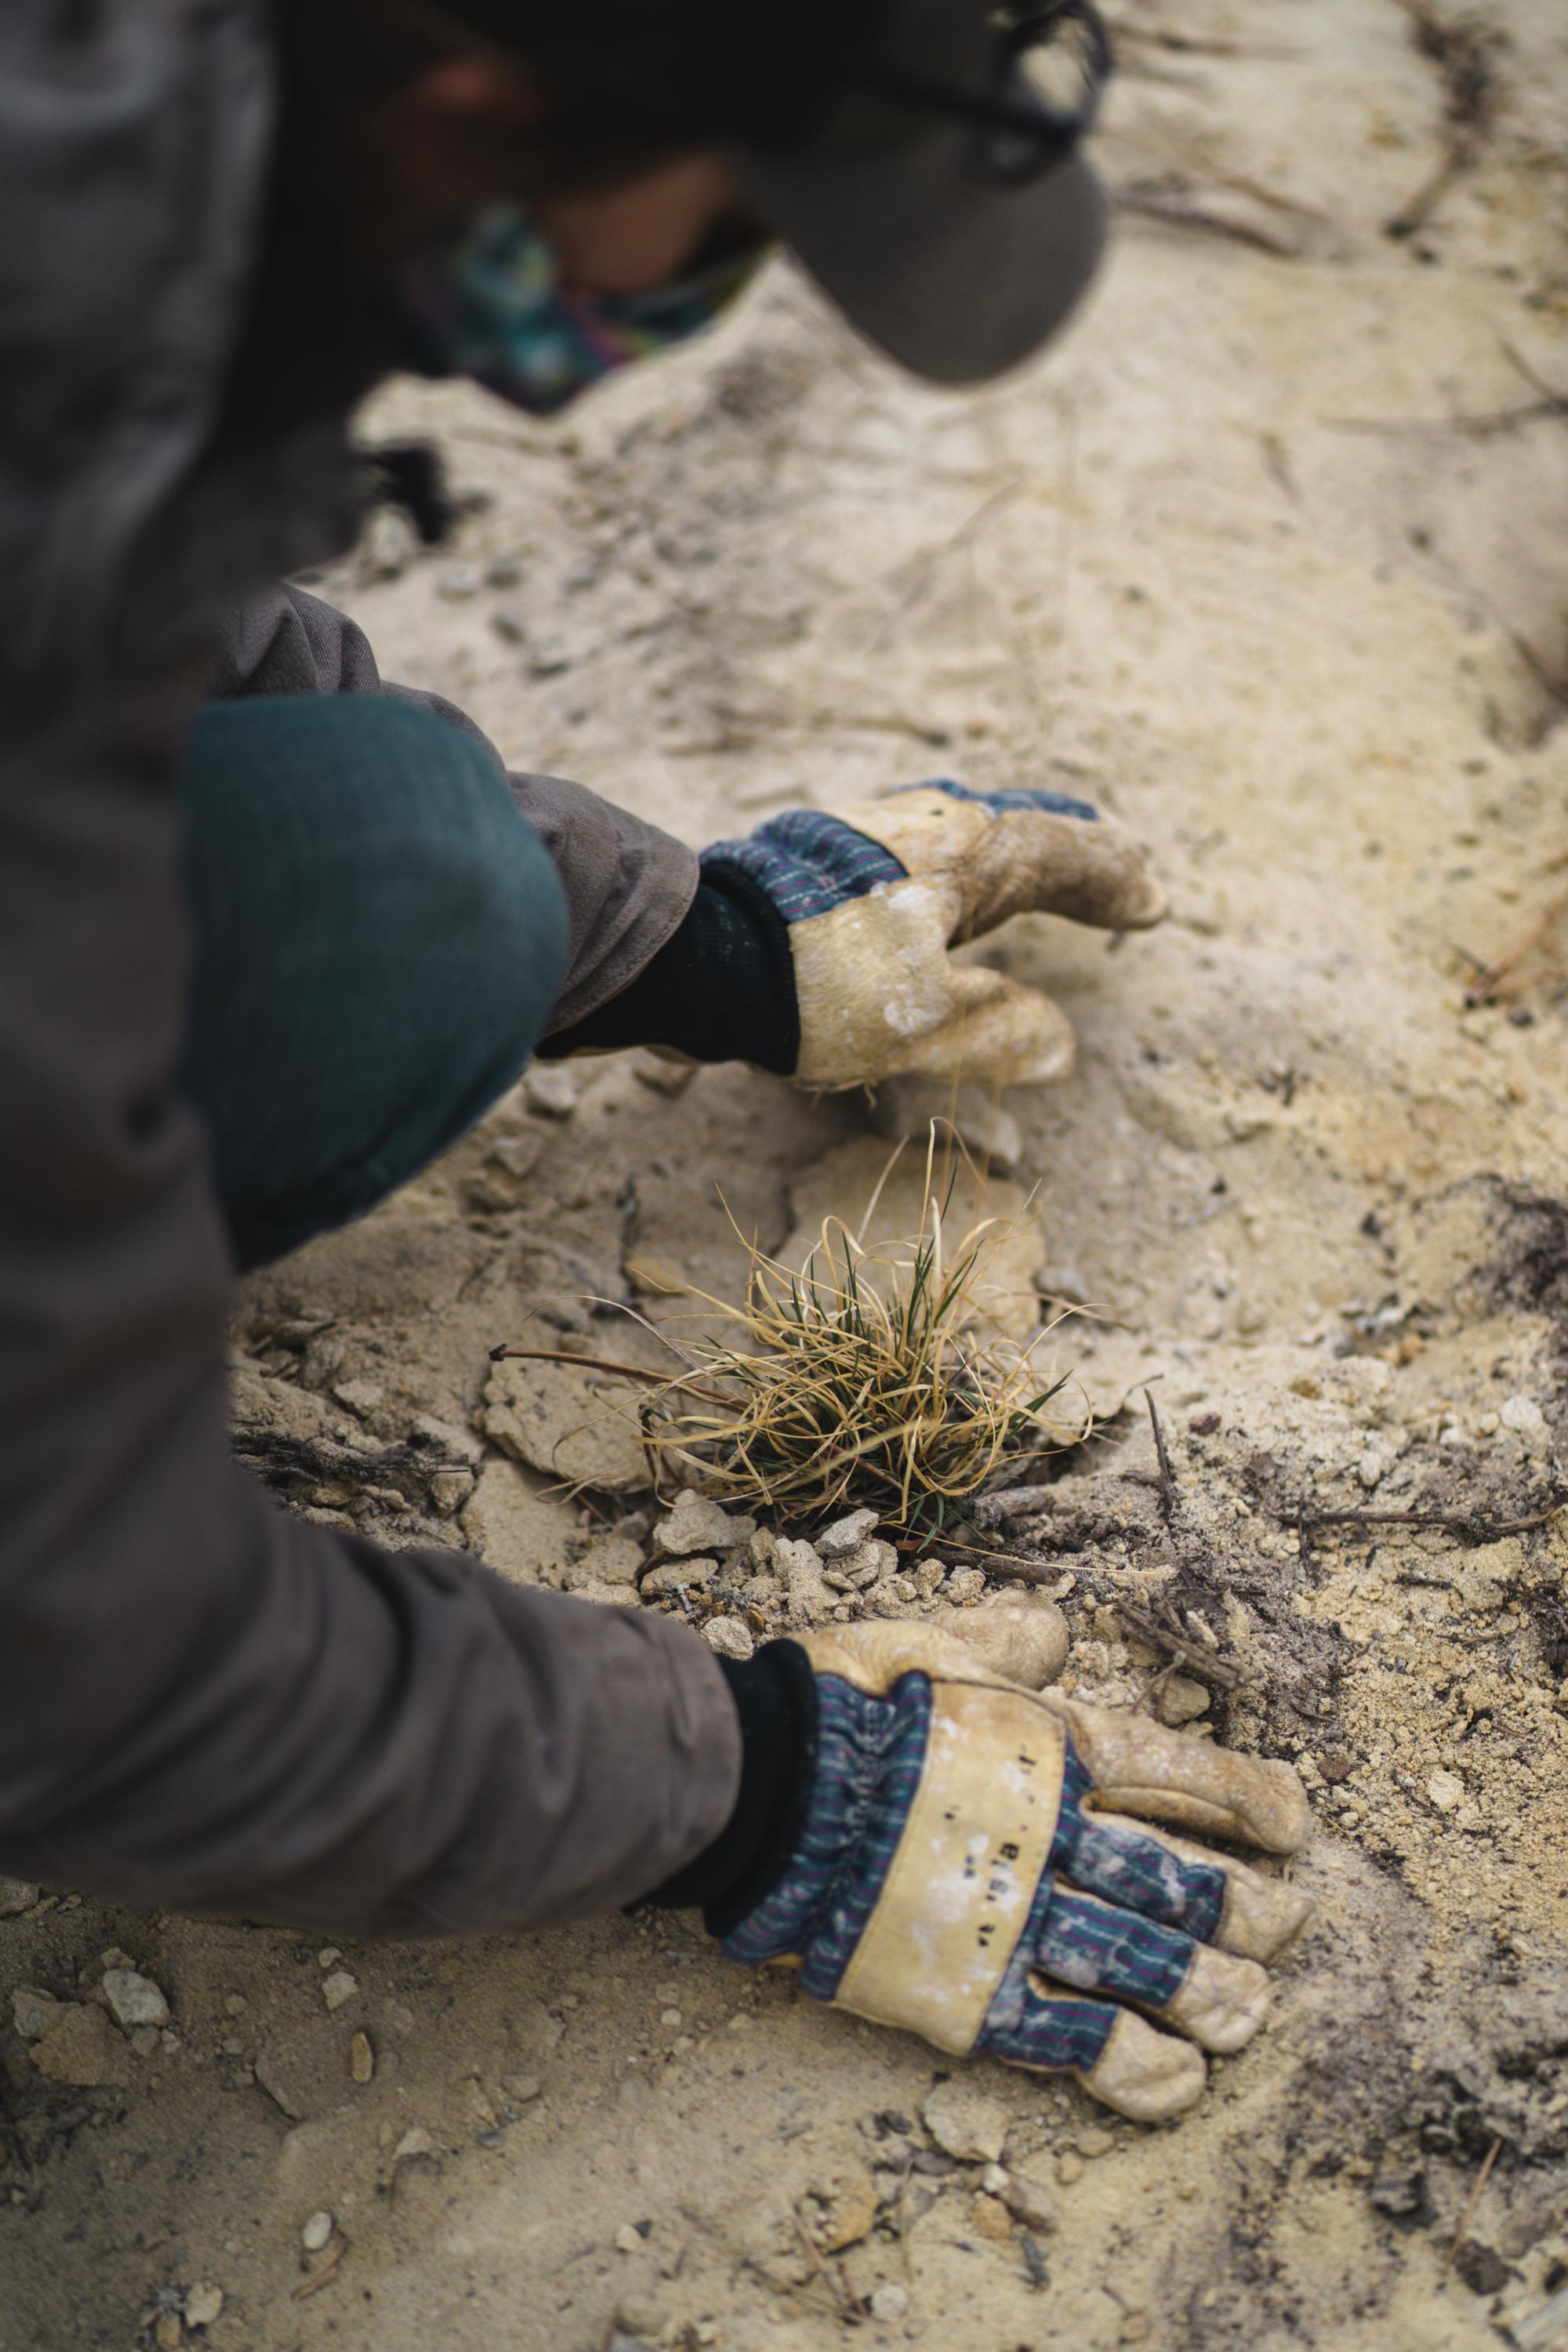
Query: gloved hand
716,1622,1311,2122
703,779,1165,1090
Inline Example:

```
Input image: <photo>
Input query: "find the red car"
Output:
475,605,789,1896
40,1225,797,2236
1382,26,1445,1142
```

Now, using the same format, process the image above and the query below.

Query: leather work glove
702,779,1165,1090
714,1623,1312,2122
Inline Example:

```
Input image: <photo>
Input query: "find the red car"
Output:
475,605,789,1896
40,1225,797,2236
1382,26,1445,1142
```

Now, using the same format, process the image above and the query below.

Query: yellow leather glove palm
702,780,1165,1089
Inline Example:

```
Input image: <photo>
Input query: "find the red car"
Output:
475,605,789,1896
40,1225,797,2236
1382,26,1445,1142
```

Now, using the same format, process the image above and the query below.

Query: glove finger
1038,1693,1312,1854
1031,1882,1270,2058
1076,1812,1314,1965
839,784,1166,938
979,1978,1207,2122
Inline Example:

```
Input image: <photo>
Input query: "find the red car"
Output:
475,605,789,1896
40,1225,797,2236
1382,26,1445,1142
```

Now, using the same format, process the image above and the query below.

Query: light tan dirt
5,3,1568,2347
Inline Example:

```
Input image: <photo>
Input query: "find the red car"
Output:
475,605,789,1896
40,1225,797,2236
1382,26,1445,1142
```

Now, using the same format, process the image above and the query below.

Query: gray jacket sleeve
0,655,738,1931
212,583,701,1029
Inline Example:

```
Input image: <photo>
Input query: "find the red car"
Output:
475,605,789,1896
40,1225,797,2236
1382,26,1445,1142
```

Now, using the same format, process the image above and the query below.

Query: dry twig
1439,2135,1502,2284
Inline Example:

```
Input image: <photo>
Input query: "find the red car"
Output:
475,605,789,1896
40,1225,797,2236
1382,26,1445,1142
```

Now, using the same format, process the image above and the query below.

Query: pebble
350,2031,375,2084
869,2283,909,2323
815,2169,877,2252
428,1469,474,1515
778,1538,833,1624
12,1987,60,2041
572,1535,644,1589
394,2127,436,2161
1077,2127,1115,2158
1055,2151,1085,2186
321,1969,358,2011
1000,2165,1056,2231
641,1556,715,1601
1160,1675,1210,1726
702,1615,755,1661
500,2072,541,2103
969,2190,1014,2245
1501,1392,1548,1449
301,2209,335,2253
614,2223,646,2254
29,2002,134,2087
154,2314,183,2352
0,1877,39,1918
946,1567,987,1606
816,1508,880,1559
184,2285,223,2329
101,1967,170,2030
652,1489,757,1557
524,1064,579,1119
923,2079,1009,2165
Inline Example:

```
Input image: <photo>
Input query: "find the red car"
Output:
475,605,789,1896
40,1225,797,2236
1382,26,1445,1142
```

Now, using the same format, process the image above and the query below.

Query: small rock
923,2079,1009,2165
1501,1393,1548,1450
101,1967,170,2030
641,1556,716,1601
817,1508,880,1559
815,2169,878,2252
437,564,483,600
500,2072,541,2103
349,2031,375,2085
1054,2151,1084,2186
1121,2317,1151,2345
29,2002,134,2088
12,1987,60,2041
332,1377,387,1420
652,1490,757,1558
184,2285,223,2329
1076,2127,1115,2159
524,1065,579,1119
1426,1769,1465,1813
0,1877,39,1918
1160,1675,1210,1726
301,2210,335,2253
1356,1449,1387,1491
428,1469,474,1516
1001,2165,1056,2232
154,2314,183,2352
394,2127,436,2161
321,1970,358,2012
614,2222,647,2254
970,2190,1014,2245
869,2283,910,2324
946,1567,987,1606
747,1527,779,1568
702,1615,756,1661
841,1537,899,1588
571,1535,645,1589
777,1537,833,1625
318,1947,341,1966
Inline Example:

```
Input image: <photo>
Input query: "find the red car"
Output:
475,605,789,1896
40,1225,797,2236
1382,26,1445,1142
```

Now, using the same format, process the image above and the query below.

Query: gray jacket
0,1,737,1933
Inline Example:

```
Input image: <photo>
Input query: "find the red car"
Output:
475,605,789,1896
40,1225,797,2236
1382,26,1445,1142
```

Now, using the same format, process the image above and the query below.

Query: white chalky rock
776,1538,833,1625
652,1490,757,1557
641,1557,715,1601
869,2283,911,2324
924,2078,1010,2164
702,1616,756,1662
321,1970,358,2011
816,1508,880,1560
1426,1769,1465,1813
301,2210,335,2253
1501,1393,1548,1450
101,1968,170,2030
184,2286,224,2329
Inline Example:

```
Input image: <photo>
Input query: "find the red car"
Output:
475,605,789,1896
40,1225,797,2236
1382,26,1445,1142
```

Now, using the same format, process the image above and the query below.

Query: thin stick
1439,2136,1501,2284
1296,1497,1566,1542
488,1345,727,1403
1145,1392,1178,1525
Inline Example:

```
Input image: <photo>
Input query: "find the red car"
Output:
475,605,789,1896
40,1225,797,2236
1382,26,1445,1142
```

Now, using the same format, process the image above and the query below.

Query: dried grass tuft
642,1130,1086,1538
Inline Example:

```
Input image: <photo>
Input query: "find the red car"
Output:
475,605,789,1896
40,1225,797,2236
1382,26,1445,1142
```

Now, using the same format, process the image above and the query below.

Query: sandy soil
6,3,1568,2347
